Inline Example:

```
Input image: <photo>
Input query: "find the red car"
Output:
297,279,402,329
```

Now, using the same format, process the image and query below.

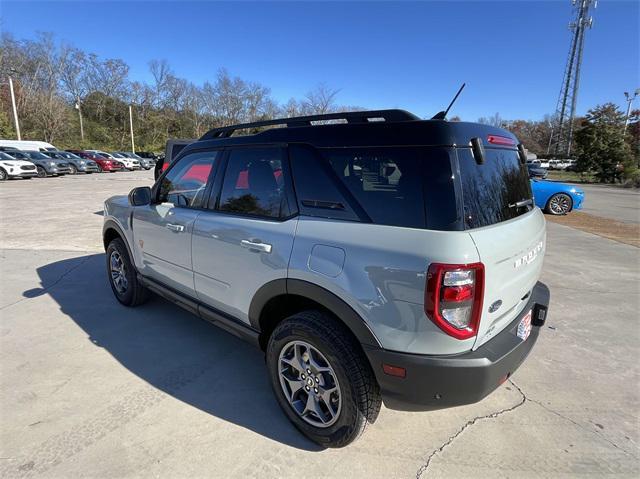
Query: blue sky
2,1,638,120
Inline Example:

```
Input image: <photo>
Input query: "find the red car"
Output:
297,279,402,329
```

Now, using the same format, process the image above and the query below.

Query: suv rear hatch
456,146,545,349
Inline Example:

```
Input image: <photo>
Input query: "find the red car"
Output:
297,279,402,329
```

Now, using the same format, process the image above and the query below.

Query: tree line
0,32,360,151
0,32,637,184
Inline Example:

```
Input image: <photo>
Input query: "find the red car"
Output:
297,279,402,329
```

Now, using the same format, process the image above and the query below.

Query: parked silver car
103,109,550,447
43,150,100,174
20,150,71,177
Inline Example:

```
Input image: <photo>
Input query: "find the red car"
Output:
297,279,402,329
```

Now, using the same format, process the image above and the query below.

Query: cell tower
548,0,596,157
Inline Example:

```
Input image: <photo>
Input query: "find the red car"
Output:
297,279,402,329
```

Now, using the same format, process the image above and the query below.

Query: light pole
624,89,639,136
75,101,84,142
128,104,135,153
8,75,21,140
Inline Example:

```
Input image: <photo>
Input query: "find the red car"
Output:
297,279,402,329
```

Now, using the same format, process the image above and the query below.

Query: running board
137,274,261,348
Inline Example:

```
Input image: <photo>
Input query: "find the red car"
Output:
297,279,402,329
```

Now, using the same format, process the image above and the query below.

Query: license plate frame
517,310,533,341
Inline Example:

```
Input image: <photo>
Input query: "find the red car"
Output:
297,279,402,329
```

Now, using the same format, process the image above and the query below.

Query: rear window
457,148,532,229
324,147,459,230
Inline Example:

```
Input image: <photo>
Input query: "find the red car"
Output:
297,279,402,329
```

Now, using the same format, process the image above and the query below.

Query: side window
325,147,458,230
157,151,218,208
218,148,289,219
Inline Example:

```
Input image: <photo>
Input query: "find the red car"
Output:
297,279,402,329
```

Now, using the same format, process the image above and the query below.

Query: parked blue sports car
530,179,585,215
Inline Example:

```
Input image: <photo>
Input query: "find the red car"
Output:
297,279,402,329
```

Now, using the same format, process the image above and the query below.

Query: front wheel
96,165,103,173
266,311,381,448
0,168,7,181
68,164,78,175
36,166,47,178
106,238,149,306
545,193,573,215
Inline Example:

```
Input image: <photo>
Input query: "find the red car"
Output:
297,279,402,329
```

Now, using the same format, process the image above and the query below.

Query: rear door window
457,148,533,229
324,147,459,230
217,147,290,219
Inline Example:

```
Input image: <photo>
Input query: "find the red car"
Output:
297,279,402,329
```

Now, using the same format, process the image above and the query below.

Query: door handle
166,223,185,233
241,239,272,253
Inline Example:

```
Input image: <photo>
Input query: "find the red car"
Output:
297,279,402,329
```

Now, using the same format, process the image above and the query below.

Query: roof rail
199,109,419,140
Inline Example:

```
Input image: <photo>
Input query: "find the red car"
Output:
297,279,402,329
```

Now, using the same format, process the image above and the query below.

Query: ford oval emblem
489,300,503,313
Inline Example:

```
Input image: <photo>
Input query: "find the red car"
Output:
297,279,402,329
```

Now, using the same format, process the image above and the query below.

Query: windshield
97,151,112,158
60,152,81,159
25,151,51,160
0,152,17,160
111,153,125,158
457,147,533,229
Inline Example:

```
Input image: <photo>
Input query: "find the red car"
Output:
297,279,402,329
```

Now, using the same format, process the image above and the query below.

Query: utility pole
8,76,21,140
75,101,84,142
623,89,639,136
129,104,135,153
547,0,596,158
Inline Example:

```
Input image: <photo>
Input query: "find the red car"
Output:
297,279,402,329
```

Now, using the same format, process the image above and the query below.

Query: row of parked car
0,142,162,181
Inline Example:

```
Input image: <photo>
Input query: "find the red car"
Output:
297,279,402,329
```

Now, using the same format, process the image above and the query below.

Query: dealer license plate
517,310,532,341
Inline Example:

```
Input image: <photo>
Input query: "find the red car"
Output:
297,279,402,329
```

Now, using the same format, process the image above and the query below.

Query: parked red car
66,150,124,172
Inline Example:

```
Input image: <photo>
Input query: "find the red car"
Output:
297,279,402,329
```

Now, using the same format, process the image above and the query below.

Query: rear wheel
545,193,572,215
36,166,47,178
0,168,7,181
106,237,149,306
266,311,381,448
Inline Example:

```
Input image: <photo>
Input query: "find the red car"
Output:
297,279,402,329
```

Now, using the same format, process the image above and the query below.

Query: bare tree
303,83,340,115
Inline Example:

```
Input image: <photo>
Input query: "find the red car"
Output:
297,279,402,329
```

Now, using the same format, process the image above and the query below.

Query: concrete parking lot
1,172,638,478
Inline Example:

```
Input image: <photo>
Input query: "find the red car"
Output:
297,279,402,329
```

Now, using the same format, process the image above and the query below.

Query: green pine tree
574,103,632,183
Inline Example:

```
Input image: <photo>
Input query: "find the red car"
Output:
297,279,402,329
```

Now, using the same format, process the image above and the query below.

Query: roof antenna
431,83,466,120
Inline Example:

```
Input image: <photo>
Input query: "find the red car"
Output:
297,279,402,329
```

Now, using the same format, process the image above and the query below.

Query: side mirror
129,186,152,206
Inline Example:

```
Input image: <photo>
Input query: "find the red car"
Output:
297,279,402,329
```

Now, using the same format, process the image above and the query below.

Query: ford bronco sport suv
103,109,550,447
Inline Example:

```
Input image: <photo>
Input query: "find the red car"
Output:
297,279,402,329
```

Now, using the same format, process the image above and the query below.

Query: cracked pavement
1,171,639,477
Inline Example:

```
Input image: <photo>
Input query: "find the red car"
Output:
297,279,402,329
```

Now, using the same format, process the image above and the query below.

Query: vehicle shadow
28,253,322,451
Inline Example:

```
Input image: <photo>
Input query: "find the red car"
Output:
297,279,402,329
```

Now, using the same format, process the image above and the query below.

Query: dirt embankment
546,211,640,248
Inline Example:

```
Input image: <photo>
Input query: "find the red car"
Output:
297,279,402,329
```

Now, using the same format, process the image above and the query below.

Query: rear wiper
509,198,533,209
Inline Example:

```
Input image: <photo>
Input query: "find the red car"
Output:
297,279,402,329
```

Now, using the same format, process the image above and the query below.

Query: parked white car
0,151,38,180
548,159,573,170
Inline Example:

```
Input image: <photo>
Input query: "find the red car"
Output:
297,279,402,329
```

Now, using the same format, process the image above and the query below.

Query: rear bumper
365,281,550,411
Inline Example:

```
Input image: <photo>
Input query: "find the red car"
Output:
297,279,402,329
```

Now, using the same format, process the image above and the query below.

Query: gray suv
103,110,550,447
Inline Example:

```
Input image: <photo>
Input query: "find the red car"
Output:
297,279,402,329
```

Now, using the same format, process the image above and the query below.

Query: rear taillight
424,263,484,340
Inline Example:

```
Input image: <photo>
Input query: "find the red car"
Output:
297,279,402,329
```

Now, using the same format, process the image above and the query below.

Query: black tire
68,164,78,175
36,166,47,178
266,311,381,448
106,237,149,307
545,193,573,215
96,164,103,173
0,167,7,181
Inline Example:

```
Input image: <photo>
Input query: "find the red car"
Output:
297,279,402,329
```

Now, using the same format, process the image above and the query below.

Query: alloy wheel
549,193,572,215
109,250,128,294
278,340,342,428
0,169,7,181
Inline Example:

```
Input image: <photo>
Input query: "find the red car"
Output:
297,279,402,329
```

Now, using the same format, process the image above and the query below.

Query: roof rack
199,109,419,140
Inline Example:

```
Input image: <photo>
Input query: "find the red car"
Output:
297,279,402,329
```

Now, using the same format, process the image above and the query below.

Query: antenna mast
547,0,596,157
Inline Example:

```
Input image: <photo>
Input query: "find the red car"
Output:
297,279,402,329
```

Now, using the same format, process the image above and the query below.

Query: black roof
183,109,519,156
